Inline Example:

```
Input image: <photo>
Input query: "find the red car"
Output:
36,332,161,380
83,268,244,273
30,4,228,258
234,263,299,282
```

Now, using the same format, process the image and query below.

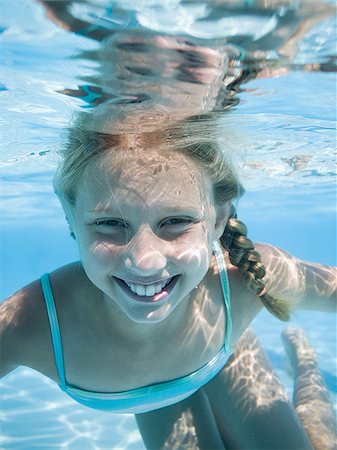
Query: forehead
76,147,213,211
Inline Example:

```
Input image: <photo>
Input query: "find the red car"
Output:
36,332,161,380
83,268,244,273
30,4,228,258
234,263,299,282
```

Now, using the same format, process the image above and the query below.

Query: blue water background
1,191,336,449
0,0,336,449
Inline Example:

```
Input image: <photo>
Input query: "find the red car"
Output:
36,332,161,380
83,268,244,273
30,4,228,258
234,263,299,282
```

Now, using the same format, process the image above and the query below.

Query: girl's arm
136,389,225,450
37,1,112,40
0,281,56,379
0,290,27,377
255,243,337,313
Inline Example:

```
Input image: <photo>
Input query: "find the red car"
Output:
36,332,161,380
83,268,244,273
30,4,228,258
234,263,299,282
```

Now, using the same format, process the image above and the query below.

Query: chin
122,303,174,324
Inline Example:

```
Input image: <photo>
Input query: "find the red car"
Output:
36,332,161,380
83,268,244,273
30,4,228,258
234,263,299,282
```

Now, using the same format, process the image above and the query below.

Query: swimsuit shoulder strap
40,273,67,390
212,241,232,353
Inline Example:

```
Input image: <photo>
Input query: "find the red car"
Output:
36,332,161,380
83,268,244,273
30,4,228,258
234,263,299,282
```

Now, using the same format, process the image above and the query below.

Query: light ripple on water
0,1,336,448
1,311,335,449
1,369,144,449
1,109,335,221
1,4,336,222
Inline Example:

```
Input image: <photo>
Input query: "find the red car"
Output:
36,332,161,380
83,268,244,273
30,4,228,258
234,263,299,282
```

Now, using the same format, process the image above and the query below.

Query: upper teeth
125,278,172,297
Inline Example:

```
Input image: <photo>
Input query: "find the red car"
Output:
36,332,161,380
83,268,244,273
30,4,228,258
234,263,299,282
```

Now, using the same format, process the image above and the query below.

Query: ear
214,203,230,241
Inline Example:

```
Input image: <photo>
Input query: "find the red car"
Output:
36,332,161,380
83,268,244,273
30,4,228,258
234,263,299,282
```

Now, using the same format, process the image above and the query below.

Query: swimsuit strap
40,274,67,391
40,247,230,392
212,240,232,353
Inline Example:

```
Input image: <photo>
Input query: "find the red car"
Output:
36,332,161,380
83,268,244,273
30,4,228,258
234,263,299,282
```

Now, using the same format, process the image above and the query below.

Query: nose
122,225,168,275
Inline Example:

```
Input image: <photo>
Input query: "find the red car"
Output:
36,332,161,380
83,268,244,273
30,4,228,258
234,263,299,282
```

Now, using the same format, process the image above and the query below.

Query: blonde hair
54,116,291,321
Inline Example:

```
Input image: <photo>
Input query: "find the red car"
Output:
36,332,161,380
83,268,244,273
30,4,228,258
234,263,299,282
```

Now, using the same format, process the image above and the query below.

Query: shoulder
213,249,264,344
253,242,306,273
252,242,304,295
0,262,86,380
254,242,294,262
216,242,302,341
0,277,50,377
0,262,85,332
1,278,47,340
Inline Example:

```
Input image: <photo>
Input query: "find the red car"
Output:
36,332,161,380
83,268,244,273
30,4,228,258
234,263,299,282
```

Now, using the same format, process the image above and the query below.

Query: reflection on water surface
1,1,335,223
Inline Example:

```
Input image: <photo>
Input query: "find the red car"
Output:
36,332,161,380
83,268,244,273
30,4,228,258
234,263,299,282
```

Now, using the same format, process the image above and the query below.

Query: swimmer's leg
135,389,225,450
282,326,337,450
205,328,314,449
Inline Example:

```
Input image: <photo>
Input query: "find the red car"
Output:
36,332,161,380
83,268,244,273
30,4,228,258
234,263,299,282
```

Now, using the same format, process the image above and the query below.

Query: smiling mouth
114,276,180,303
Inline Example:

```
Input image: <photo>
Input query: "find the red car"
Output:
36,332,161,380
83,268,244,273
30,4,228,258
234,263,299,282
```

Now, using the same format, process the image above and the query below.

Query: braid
220,205,291,321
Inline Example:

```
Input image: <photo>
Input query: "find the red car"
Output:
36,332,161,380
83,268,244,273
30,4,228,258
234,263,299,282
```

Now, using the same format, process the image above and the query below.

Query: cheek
80,236,120,267
92,241,115,259
174,229,211,271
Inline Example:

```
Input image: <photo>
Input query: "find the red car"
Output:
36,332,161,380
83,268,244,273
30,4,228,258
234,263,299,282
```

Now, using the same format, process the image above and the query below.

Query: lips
114,275,180,303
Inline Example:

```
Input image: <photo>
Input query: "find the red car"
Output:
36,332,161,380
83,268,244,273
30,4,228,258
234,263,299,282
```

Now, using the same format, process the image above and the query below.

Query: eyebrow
89,207,118,213
88,205,203,215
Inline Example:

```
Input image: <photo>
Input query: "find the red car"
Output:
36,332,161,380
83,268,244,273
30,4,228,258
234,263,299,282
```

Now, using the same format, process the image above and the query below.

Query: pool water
1,1,336,449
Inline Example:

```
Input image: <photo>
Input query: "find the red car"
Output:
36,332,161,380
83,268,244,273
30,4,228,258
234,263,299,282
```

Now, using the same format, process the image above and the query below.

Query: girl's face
72,147,227,323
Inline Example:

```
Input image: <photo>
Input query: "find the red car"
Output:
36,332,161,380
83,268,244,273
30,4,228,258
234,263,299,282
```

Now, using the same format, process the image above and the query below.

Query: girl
1,116,336,448
2,1,336,447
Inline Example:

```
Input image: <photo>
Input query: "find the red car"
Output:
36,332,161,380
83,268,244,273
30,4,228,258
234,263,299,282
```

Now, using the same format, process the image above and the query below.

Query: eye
162,217,194,227
94,219,126,228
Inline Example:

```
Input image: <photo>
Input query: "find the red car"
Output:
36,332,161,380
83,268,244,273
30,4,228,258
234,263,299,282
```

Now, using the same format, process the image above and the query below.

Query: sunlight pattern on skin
256,244,306,305
256,243,337,312
163,408,199,450
124,240,168,273
282,327,337,450
181,281,225,363
175,246,208,266
301,263,337,310
0,290,24,328
217,328,289,419
1,2,336,449
69,141,222,325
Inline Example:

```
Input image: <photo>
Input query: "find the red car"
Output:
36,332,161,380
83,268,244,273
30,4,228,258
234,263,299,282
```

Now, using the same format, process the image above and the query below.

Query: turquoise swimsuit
41,240,232,414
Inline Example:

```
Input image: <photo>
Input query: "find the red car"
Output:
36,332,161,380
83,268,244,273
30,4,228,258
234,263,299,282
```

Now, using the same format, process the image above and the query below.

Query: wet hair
54,116,291,321
220,205,290,321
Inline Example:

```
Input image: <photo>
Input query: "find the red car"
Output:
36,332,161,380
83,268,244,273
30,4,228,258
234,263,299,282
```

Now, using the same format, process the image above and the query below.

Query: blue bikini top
41,240,232,413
